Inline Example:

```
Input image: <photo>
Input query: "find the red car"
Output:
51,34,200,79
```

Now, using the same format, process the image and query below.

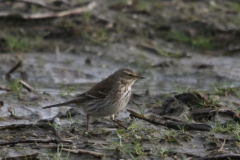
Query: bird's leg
87,115,90,131
110,115,127,130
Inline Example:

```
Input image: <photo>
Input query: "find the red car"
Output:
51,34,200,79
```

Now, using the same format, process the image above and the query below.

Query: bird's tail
42,102,70,109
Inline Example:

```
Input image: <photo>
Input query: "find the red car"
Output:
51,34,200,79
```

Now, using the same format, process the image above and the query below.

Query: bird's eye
128,74,133,77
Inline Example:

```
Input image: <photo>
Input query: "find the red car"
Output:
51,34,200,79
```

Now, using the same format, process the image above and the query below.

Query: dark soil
1,0,240,160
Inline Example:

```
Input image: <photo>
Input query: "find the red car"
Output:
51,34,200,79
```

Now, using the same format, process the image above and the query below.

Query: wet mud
1,0,240,159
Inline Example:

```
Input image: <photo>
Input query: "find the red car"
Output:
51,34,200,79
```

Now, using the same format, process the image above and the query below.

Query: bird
42,68,144,131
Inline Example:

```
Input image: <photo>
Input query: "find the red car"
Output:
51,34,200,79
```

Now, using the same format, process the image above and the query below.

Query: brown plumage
42,68,144,131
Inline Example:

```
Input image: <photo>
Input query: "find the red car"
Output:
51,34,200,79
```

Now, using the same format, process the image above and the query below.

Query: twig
0,1,97,19
3,153,39,160
62,148,104,158
127,109,212,131
6,61,22,75
8,76,36,92
162,115,182,122
7,75,36,92
218,139,226,152
6,61,22,81
128,109,164,124
18,79,36,92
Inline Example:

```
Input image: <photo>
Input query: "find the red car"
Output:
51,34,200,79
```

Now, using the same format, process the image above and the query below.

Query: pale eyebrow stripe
123,70,132,74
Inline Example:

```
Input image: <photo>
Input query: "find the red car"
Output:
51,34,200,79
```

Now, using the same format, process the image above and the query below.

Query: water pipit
43,68,144,131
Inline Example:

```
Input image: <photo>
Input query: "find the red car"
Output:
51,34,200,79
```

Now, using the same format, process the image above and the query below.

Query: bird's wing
42,88,109,109
73,76,116,101
73,89,108,101
43,74,117,109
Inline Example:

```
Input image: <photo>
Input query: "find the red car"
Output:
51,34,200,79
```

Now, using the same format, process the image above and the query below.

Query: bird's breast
115,85,131,111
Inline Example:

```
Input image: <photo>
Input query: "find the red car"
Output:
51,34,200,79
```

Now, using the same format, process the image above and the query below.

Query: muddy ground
1,0,240,159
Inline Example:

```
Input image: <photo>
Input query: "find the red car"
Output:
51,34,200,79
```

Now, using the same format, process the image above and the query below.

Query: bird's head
113,68,144,86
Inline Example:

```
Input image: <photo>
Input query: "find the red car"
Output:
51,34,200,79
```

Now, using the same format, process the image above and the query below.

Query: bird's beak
136,75,144,79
